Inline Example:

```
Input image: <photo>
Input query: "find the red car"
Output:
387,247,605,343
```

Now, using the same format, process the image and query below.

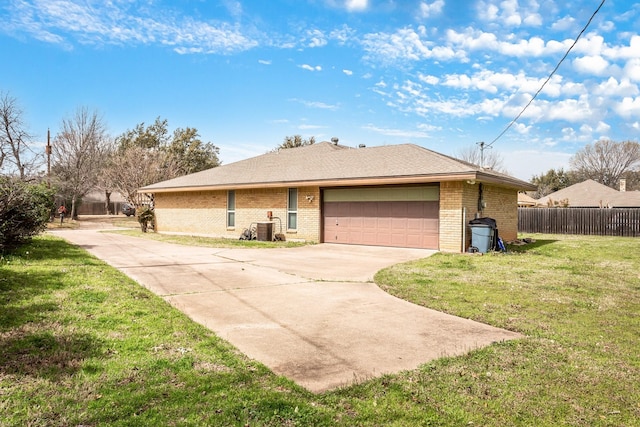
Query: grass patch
373,234,640,425
46,219,80,230
109,229,312,249
2,233,639,426
1,236,331,426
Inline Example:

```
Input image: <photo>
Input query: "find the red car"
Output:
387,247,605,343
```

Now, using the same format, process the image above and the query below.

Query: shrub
0,178,54,251
136,206,155,233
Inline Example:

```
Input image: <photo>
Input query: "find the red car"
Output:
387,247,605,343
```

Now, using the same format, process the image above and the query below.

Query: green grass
1,233,639,426
109,229,312,248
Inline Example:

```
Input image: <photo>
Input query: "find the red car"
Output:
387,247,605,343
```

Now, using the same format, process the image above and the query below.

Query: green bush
0,178,54,251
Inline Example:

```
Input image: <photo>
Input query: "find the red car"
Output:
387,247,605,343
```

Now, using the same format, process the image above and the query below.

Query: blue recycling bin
470,224,494,253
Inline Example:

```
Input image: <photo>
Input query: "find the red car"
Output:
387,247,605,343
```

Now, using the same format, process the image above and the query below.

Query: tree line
530,139,640,198
0,90,220,249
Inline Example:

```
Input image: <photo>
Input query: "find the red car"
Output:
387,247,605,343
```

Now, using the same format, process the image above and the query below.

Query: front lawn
1,234,638,426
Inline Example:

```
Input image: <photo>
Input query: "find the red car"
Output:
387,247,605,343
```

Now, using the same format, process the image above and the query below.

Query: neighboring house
139,141,536,252
517,192,538,207
536,179,640,208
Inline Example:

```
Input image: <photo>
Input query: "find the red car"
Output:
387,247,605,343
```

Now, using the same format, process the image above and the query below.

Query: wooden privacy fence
518,208,640,237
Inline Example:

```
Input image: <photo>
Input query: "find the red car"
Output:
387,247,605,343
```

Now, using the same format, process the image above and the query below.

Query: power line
486,0,606,148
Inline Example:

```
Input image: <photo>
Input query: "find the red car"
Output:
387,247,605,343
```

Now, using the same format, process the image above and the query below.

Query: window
287,188,297,230
227,190,235,228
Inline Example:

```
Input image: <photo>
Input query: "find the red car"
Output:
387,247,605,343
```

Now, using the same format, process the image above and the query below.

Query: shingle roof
140,142,536,192
518,192,538,206
536,179,640,207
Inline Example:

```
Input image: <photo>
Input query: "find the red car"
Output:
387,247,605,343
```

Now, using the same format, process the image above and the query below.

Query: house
536,179,640,208
139,141,536,252
517,192,538,207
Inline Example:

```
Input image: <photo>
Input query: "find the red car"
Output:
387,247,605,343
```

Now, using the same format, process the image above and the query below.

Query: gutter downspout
462,207,466,253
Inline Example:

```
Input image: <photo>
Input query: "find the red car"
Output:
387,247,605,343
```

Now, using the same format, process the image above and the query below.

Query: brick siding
153,187,321,241
153,182,517,250
439,181,519,252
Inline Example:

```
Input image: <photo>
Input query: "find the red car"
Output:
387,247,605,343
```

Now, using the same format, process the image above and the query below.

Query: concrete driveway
51,226,521,392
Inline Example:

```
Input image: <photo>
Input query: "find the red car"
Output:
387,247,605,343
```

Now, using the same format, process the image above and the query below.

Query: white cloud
545,96,594,122
362,124,431,138
299,64,322,71
592,77,638,97
298,124,325,130
446,29,568,58
418,74,440,85
551,15,576,32
329,25,356,44
573,55,610,76
306,29,327,47
291,99,339,110
345,0,368,12
604,35,640,61
258,59,272,65
3,0,258,54
362,26,460,64
616,97,640,117
622,58,640,82
343,69,353,76
419,0,444,19
476,0,542,28
595,121,612,133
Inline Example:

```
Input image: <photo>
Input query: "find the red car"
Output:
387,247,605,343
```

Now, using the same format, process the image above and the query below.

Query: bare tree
102,145,176,206
51,107,109,219
0,91,41,179
456,144,507,173
570,139,640,189
104,119,220,207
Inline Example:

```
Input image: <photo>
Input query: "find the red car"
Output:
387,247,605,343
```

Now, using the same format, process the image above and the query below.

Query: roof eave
139,172,534,193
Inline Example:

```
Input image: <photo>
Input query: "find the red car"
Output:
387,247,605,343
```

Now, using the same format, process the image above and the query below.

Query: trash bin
469,223,494,253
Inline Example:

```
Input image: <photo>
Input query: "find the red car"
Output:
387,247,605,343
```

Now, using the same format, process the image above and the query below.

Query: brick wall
153,186,321,241
153,182,518,248
480,185,518,241
439,181,518,252
439,182,466,252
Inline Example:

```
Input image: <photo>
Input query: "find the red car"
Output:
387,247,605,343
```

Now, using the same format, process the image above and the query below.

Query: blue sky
1,0,639,180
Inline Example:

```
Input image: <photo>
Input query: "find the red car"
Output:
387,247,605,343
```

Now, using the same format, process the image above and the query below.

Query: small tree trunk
104,190,112,214
71,195,77,221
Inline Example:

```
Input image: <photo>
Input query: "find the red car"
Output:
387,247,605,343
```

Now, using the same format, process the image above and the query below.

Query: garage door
323,186,439,249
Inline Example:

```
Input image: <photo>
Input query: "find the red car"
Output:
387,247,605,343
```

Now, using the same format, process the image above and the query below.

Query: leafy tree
0,91,41,180
275,135,316,150
530,168,579,198
570,139,640,189
116,117,170,151
0,177,53,250
51,107,110,219
166,127,220,175
456,144,507,173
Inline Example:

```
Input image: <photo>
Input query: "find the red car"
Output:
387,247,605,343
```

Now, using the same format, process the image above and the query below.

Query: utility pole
46,128,51,188
476,141,491,169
